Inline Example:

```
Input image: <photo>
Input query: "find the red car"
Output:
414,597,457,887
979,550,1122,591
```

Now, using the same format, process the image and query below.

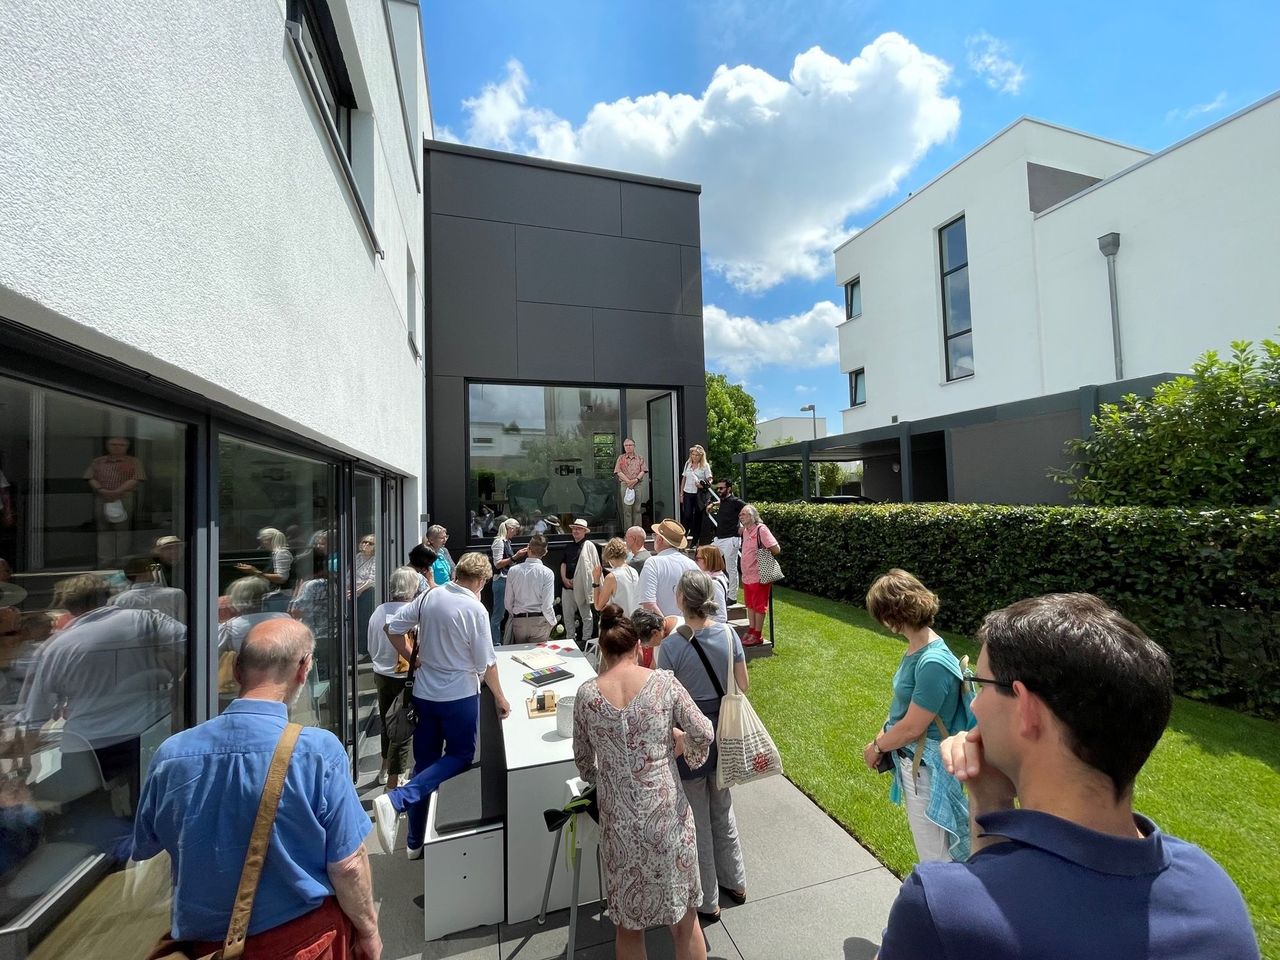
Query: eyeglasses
962,670,1014,691
360,539,375,545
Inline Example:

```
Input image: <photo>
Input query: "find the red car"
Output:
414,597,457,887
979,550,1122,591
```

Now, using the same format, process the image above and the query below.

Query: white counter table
494,643,601,924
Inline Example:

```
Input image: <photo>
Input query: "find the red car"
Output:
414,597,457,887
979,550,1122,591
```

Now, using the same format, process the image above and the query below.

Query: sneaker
372,793,398,853
407,844,424,861
377,763,389,787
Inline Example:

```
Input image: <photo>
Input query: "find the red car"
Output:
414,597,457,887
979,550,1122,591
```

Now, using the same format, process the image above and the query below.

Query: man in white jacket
561,519,600,648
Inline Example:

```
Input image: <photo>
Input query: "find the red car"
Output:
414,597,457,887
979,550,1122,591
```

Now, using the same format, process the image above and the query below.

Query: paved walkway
358,751,903,960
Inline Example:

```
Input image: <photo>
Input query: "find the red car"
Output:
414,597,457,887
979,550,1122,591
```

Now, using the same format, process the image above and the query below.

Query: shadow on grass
1166,697,1280,774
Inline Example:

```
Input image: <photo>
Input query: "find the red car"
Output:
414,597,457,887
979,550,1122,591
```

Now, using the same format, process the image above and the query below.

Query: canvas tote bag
686,625,783,789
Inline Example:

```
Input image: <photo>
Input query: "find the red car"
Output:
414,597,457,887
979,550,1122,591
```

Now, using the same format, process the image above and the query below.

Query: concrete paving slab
567,919,743,960
718,871,898,960
729,774,883,902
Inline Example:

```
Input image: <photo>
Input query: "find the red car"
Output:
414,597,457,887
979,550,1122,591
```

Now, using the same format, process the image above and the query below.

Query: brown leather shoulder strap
221,721,303,959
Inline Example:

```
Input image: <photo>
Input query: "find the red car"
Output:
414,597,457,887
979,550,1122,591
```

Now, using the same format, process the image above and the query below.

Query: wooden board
525,696,558,719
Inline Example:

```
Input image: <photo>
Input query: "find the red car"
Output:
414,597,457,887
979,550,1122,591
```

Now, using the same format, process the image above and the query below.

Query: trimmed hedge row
757,503,1280,718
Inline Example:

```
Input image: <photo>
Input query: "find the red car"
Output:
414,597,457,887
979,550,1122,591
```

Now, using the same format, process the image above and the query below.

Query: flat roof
424,139,702,194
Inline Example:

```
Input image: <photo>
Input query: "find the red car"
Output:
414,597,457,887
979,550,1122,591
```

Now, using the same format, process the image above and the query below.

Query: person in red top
83,436,146,567
737,504,778,646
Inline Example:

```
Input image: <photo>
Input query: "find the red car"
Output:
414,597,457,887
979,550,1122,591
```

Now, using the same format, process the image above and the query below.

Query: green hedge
757,503,1280,718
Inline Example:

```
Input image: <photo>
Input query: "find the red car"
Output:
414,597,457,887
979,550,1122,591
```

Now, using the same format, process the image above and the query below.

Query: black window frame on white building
844,277,862,320
848,368,867,407
939,216,974,381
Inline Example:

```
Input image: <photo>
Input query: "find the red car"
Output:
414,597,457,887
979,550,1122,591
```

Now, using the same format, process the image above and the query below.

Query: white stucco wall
834,119,1147,433
1033,94,1280,392
0,0,428,476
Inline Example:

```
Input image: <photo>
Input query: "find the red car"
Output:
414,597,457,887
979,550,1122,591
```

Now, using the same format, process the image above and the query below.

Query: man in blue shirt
132,619,381,958
877,592,1260,960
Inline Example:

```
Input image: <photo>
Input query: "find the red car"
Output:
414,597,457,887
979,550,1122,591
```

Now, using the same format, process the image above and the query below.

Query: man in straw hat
561,519,599,648
639,519,698,618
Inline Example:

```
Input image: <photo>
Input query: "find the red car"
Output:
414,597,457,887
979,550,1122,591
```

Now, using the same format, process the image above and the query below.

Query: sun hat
651,518,687,550
571,518,590,530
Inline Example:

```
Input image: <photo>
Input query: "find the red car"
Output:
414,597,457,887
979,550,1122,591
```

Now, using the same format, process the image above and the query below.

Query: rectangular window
289,0,356,158
0,373,190,930
849,368,866,407
406,249,421,359
844,277,862,320
939,216,974,380
216,436,338,733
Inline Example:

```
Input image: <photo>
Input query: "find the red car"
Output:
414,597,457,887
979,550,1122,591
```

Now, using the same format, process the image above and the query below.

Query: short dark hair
408,544,437,569
978,593,1173,799
527,534,548,558
715,477,733,489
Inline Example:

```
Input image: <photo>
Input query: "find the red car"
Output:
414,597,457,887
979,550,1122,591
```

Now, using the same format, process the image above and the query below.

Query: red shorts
184,898,353,960
743,581,772,613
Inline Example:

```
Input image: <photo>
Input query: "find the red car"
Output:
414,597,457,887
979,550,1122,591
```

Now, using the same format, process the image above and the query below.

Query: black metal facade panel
429,151,623,236
680,245,704,318
429,215,518,378
515,301,595,381
592,308,705,387
620,180,701,246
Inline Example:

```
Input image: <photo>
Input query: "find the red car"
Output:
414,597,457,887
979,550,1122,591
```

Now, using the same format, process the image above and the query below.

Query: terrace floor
359,765,902,960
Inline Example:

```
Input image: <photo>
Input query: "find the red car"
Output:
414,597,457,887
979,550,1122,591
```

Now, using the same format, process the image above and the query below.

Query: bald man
132,620,381,959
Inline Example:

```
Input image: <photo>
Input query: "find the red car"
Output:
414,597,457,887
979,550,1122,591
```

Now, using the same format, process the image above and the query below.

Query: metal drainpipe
1098,232,1123,380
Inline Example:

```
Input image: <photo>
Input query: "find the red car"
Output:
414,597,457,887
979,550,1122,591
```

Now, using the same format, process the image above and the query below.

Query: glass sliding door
350,471,381,761
215,436,339,734
0,373,190,931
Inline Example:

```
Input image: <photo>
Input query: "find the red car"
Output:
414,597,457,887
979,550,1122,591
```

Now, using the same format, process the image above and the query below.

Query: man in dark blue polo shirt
878,593,1259,960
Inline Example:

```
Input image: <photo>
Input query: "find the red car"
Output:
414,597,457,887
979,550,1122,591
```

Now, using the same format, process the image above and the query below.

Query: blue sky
422,0,1279,434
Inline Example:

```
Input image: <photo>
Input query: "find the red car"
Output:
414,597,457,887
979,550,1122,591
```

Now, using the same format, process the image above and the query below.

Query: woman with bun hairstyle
657,569,749,922
573,605,714,960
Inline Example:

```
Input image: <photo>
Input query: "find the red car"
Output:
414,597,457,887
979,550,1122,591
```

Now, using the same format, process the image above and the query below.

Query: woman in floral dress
573,604,715,960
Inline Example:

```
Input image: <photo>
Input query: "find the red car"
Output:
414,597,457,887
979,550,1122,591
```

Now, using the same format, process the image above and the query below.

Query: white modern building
756,415,827,448
0,2,428,952
770,91,1280,505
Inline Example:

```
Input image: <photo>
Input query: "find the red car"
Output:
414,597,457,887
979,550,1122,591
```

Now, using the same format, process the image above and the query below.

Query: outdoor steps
730,616,774,660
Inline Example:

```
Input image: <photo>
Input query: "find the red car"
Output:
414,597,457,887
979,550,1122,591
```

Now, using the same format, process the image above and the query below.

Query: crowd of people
5,460,1260,960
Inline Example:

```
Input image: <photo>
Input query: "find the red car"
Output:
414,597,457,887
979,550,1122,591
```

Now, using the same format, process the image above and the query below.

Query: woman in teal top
861,569,971,862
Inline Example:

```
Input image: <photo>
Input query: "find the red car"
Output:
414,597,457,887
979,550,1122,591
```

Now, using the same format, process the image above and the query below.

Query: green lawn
747,587,1280,958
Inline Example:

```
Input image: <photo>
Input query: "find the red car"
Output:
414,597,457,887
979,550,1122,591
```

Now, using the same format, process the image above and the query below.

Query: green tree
1060,336,1280,506
705,372,758,479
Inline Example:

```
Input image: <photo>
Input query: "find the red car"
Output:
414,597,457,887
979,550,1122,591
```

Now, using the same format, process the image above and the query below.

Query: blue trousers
391,693,480,850
490,577,507,645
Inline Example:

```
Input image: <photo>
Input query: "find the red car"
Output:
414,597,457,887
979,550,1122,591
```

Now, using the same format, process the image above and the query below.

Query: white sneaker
372,793,398,854
377,768,389,786
407,844,424,861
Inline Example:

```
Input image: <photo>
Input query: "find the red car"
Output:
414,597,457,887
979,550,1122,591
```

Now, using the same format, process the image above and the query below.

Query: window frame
938,215,974,382
844,276,862,321
848,368,867,408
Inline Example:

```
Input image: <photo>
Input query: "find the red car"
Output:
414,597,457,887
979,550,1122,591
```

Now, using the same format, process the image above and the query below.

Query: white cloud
795,384,817,394
1165,92,1228,123
704,300,843,377
966,32,1025,95
443,36,960,293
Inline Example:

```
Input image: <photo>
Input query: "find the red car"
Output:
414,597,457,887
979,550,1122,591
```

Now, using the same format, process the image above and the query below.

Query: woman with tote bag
656,569,750,922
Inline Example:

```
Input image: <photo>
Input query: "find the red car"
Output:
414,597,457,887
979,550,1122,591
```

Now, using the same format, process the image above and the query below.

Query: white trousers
713,536,741,600
897,752,951,863
561,587,595,646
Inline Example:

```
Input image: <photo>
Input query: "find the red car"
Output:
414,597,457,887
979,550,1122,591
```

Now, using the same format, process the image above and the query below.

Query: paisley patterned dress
573,669,715,930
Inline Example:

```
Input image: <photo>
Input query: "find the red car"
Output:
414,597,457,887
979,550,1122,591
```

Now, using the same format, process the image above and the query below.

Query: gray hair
389,565,420,601
239,619,315,682
227,575,270,614
739,504,761,526
630,607,664,640
426,524,447,540
676,569,720,620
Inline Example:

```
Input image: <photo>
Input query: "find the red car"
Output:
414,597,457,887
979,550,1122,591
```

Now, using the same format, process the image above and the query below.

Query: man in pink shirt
613,438,647,528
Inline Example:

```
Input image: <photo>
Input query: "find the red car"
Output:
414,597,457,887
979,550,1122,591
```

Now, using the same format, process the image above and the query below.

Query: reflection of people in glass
110,557,187,623
425,525,454,582
219,576,290,655
355,533,377,659
17,574,184,807
235,527,294,612
0,466,14,529
84,436,147,567
289,553,333,688
152,535,184,589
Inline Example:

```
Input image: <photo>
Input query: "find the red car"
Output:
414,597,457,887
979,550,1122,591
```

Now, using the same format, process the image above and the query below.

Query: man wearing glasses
876,593,1259,959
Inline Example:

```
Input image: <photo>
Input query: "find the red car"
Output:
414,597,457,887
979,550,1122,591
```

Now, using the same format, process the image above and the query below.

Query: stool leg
538,826,563,926
567,846,583,959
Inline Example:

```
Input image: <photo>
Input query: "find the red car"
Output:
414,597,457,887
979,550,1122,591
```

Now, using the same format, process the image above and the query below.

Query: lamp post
800,404,818,497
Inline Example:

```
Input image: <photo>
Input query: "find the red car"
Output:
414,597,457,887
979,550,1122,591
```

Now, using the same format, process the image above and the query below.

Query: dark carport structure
734,373,1176,505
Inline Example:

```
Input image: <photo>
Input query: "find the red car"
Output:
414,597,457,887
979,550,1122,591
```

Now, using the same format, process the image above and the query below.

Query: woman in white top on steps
592,537,639,619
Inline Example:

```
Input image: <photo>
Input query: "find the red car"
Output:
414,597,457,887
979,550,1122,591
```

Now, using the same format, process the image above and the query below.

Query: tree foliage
1061,337,1280,507
705,372,757,479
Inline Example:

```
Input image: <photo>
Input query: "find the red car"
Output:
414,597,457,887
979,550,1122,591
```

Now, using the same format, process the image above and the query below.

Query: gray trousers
683,775,747,913
619,482,642,528
561,587,595,646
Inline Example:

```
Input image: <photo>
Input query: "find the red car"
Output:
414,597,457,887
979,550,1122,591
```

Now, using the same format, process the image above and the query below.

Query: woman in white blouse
680,444,713,546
